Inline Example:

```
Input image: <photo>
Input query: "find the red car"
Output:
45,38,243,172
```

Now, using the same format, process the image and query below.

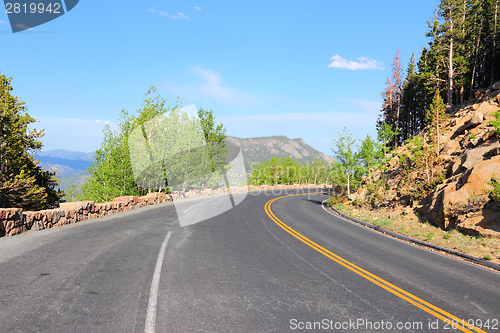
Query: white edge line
183,202,202,214
145,230,172,333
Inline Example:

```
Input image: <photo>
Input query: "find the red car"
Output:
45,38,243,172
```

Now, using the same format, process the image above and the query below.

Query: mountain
226,135,334,171
36,137,333,191
36,149,94,162
33,149,93,190
56,170,90,191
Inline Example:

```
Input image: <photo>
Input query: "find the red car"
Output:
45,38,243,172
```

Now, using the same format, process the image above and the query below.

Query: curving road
0,189,499,332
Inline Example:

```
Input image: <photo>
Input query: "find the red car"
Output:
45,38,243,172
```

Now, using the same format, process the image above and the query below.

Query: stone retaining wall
0,184,332,237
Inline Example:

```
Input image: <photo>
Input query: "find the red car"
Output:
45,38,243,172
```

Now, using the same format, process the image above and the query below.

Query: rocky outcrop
425,87,500,236
367,81,500,238
0,184,332,238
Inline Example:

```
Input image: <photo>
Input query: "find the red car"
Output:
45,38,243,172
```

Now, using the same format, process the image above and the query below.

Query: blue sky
0,1,439,155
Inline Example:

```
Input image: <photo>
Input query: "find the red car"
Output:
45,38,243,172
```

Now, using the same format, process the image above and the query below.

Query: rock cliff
359,81,500,238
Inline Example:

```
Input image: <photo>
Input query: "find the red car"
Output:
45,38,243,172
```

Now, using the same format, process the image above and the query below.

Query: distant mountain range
33,150,92,190
34,136,333,191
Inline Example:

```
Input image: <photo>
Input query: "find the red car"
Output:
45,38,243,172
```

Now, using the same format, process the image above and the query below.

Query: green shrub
487,177,500,203
327,195,341,206
489,111,500,136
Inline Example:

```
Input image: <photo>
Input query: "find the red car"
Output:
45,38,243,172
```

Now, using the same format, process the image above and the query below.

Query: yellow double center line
265,193,486,333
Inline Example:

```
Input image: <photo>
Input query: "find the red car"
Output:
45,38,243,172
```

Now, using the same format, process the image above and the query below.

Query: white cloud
194,6,202,10
0,20,7,25
156,11,189,19
95,119,114,125
328,54,384,71
164,66,253,106
147,8,155,13
156,61,166,66
194,67,248,104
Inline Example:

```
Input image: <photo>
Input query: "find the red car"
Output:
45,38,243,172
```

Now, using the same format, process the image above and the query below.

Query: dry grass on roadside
332,203,500,265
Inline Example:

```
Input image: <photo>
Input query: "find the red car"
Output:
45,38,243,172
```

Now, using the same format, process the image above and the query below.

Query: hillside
226,135,334,171
353,81,500,239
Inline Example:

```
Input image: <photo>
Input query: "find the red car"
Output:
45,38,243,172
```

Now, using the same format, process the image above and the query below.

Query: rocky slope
356,81,500,238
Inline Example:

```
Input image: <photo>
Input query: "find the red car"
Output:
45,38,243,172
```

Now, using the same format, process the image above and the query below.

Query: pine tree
378,49,404,146
486,0,500,84
415,47,438,130
421,0,499,106
0,72,62,210
402,135,439,198
391,49,404,145
426,91,449,156
377,122,399,156
401,53,419,141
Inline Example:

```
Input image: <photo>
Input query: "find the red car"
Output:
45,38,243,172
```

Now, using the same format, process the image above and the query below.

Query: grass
373,217,392,227
330,202,500,265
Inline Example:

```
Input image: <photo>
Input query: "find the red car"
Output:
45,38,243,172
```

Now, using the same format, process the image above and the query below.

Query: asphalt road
0,189,499,333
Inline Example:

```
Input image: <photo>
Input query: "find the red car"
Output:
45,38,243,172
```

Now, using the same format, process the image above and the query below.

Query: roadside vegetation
488,177,500,203
0,71,63,210
332,203,500,265
248,156,333,186
66,87,227,203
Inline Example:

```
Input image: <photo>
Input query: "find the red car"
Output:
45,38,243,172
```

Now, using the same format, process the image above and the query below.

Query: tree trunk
492,0,498,85
437,113,440,156
470,16,484,99
347,173,350,198
447,15,454,109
